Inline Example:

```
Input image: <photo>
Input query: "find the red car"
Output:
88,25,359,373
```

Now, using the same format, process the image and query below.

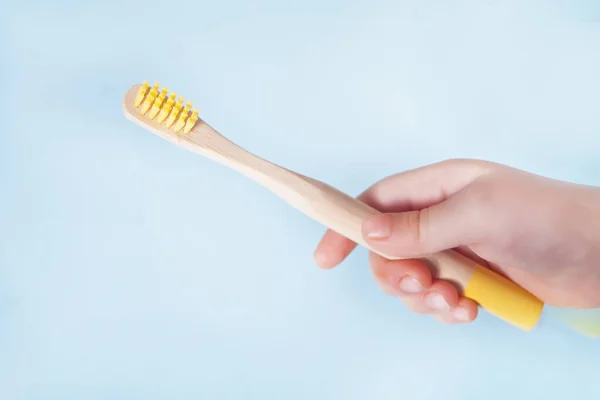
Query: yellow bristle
183,109,199,134
140,82,160,114
173,101,193,133
131,81,200,133
148,87,168,119
156,93,176,123
164,97,184,128
134,81,149,107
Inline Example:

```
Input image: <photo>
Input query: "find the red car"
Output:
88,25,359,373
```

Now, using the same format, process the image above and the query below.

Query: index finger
313,191,374,269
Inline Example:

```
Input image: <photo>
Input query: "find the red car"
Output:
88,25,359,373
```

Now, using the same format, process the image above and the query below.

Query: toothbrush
123,81,544,331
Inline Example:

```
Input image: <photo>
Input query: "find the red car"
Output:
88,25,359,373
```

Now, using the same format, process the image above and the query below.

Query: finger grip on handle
297,176,544,331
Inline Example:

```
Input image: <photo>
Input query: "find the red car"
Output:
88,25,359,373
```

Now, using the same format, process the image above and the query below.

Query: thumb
361,194,477,258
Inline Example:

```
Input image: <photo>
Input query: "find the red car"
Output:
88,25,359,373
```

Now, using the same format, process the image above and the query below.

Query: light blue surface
2,0,600,398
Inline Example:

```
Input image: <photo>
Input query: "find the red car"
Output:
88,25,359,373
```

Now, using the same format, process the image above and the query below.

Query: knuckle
404,211,424,248
400,210,430,254
437,158,487,169
417,208,430,252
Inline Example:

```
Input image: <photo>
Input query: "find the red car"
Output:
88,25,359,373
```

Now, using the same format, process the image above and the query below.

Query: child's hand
314,159,600,324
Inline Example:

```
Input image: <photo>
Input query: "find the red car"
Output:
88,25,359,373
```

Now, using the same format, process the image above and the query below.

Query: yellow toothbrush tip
132,81,200,134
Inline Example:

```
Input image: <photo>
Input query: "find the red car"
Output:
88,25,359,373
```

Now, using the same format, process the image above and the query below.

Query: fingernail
425,293,449,311
363,215,391,239
399,277,425,293
454,307,470,322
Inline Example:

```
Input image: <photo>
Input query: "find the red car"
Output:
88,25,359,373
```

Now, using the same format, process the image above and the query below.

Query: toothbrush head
123,81,200,137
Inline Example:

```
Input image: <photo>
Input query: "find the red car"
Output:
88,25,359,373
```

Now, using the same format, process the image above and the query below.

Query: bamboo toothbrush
123,81,544,331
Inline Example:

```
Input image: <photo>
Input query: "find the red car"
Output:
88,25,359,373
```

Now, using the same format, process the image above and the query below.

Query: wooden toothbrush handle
294,175,544,331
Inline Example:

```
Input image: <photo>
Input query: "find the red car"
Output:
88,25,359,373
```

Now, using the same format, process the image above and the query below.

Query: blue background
2,0,600,398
